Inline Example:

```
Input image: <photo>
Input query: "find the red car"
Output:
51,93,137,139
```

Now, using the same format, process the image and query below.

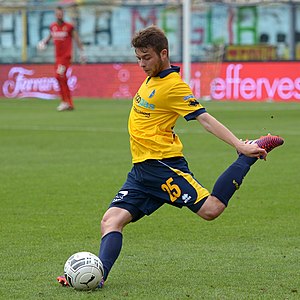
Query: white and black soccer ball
64,251,104,291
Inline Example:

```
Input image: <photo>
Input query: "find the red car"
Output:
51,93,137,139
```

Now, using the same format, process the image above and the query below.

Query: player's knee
199,208,222,221
197,196,225,221
100,207,132,236
100,214,115,234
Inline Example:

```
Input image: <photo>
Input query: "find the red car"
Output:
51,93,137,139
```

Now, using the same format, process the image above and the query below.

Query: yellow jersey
129,66,206,163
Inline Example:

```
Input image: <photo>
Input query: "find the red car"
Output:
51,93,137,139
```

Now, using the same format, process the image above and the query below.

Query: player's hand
237,142,267,160
37,40,47,51
79,50,86,64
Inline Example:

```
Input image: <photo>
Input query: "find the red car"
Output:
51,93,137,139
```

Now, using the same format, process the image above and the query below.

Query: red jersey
50,21,74,62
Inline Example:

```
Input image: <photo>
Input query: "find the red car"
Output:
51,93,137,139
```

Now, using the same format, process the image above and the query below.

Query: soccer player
38,6,85,111
57,25,284,288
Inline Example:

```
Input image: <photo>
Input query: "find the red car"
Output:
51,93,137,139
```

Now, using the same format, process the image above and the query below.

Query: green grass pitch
0,98,299,299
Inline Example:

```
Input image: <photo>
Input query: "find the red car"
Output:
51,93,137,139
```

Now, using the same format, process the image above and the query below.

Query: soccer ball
64,251,104,291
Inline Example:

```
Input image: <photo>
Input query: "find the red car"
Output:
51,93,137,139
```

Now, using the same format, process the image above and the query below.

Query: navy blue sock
211,154,257,206
99,231,123,281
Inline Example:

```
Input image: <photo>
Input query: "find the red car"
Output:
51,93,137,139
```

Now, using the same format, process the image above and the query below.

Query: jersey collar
157,65,180,78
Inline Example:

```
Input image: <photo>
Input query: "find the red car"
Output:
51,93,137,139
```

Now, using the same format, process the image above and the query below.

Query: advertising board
1,62,299,101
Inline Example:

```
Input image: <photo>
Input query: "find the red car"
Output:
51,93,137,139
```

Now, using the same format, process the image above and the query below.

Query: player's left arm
196,112,267,158
72,29,86,63
167,81,266,158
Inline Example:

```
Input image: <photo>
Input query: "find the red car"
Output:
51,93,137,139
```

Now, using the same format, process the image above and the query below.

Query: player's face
55,9,64,23
135,47,169,77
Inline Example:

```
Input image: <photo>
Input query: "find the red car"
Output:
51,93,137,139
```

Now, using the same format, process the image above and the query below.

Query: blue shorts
109,157,210,222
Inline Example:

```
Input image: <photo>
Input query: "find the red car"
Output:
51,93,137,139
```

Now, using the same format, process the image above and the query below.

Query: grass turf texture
0,98,299,300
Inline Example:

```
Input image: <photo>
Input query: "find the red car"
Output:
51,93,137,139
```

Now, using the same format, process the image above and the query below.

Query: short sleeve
167,81,206,119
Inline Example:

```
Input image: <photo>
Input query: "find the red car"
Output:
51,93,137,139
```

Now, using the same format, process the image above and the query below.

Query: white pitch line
0,125,298,136
0,125,128,133
201,106,300,112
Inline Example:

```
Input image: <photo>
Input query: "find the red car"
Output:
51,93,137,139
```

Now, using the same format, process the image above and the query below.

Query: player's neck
57,19,64,26
162,63,171,72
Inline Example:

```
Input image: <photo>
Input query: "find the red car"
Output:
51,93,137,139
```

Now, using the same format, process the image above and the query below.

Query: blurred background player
37,6,85,111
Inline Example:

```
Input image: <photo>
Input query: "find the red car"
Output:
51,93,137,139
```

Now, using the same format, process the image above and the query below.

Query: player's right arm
37,33,52,51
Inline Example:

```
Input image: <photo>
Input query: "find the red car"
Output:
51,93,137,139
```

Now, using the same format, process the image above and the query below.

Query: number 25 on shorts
161,177,181,202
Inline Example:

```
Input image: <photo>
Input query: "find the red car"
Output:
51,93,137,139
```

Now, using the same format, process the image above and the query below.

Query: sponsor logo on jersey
133,106,150,118
183,94,195,101
51,30,68,40
134,92,155,110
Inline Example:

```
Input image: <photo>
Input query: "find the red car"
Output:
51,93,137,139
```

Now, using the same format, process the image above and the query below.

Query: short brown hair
131,25,169,57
